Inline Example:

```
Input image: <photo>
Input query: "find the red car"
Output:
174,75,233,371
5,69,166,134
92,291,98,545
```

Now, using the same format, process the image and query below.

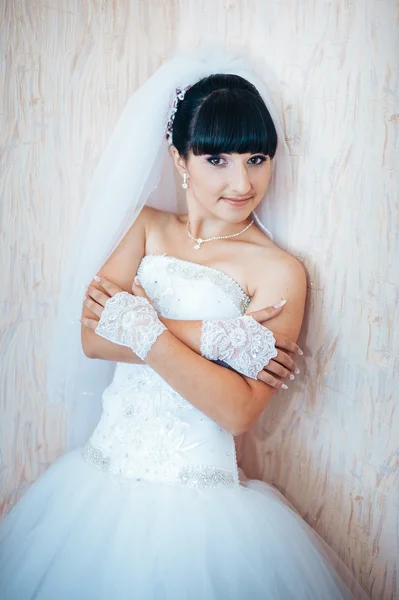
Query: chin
220,200,255,223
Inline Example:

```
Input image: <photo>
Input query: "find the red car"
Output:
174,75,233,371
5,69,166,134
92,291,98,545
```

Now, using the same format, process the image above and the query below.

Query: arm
81,206,153,362
235,254,307,429
85,275,303,386
87,253,306,435
81,205,209,364
81,198,303,383
82,204,306,433
142,254,307,434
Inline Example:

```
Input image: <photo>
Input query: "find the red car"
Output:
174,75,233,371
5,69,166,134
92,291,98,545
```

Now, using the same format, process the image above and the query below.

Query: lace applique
200,315,278,380
109,365,193,407
86,370,201,485
95,292,167,360
83,362,240,488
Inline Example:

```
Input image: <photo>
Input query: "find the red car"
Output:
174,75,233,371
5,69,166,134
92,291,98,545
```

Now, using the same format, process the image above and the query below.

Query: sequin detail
83,440,236,489
138,255,251,314
83,440,110,470
179,464,236,488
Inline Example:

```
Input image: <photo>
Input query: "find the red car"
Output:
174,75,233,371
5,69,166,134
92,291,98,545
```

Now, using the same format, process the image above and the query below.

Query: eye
206,156,225,166
248,155,267,165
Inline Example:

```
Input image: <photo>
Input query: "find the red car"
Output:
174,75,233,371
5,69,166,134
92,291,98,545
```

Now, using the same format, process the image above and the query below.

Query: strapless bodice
83,254,252,489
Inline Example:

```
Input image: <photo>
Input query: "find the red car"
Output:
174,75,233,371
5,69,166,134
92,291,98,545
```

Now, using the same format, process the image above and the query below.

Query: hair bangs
189,89,277,158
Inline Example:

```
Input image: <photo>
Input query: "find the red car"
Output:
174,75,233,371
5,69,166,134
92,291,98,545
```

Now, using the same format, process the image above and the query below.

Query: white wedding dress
0,254,368,600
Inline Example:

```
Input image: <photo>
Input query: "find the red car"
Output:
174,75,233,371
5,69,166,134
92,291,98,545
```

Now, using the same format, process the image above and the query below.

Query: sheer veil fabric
46,46,293,451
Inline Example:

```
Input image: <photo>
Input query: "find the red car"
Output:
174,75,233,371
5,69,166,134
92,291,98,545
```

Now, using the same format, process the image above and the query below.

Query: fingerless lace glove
95,292,167,360
200,315,278,380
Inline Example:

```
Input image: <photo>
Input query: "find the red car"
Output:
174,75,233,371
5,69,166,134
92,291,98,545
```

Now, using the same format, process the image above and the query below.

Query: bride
0,49,368,599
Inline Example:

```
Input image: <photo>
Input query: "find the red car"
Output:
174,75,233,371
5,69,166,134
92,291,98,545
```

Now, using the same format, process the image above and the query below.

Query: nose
229,162,252,196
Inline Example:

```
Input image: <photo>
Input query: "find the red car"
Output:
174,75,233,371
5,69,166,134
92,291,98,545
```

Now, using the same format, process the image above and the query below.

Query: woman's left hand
81,275,151,330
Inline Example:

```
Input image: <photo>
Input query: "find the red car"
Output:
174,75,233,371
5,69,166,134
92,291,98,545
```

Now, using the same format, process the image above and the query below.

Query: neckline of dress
140,253,252,302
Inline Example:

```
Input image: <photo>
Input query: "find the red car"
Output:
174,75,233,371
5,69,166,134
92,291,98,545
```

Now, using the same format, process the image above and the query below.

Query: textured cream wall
1,1,398,599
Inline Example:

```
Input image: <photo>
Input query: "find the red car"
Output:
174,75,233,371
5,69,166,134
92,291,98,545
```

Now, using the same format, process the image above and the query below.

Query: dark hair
171,74,278,160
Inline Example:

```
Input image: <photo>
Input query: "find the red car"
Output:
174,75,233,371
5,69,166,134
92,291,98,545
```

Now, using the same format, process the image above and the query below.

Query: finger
247,302,285,323
270,346,297,373
81,317,99,331
264,358,296,381
94,275,124,297
274,347,300,374
269,348,300,374
132,278,155,307
256,370,289,390
83,297,104,318
272,332,303,357
86,285,111,307
131,277,148,298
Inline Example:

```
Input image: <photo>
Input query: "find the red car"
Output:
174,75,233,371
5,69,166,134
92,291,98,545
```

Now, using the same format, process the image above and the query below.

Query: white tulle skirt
0,448,368,600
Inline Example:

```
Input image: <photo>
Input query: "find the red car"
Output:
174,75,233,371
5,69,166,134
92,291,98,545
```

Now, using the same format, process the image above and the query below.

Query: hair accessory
166,85,191,146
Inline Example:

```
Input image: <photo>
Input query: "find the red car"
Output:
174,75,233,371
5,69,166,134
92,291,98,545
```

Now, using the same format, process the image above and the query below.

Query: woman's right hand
246,304,303,390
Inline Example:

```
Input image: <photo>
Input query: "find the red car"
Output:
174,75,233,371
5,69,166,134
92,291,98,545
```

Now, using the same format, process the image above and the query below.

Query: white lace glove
94,291,167,360
200,315,278,380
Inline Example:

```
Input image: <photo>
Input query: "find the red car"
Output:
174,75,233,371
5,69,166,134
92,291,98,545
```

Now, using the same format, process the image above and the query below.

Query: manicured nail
134,276,141,286
289,374,295,380
273,299,286,308
297,348,304,355
282,384,288,390
294,367,300,374
94,275,101,282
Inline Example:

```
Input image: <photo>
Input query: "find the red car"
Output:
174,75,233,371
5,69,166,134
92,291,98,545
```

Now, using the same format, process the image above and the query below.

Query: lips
222,197,252,206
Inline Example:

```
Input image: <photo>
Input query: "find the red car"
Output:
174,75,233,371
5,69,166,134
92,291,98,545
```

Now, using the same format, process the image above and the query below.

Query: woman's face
172,148,272,223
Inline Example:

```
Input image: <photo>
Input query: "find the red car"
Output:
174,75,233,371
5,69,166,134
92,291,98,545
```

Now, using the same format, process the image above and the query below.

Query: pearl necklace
187,219,254,250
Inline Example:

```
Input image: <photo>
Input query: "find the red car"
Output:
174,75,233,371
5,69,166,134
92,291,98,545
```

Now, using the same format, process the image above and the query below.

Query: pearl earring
182,173,188,190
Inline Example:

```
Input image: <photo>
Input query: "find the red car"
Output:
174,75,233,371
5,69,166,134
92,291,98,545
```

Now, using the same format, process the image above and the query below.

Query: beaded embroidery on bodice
83,254,252,489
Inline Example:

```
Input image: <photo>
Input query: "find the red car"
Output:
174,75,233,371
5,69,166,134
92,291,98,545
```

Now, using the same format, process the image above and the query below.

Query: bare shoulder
247,236,307,296
96,206,174,288
127,205,173,233
264,243,306,290
245,239,307,340
119,206,175,250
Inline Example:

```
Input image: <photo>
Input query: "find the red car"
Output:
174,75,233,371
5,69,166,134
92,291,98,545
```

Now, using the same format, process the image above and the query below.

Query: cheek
191,166,225,196
207,171,226,193
252,166,271,191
